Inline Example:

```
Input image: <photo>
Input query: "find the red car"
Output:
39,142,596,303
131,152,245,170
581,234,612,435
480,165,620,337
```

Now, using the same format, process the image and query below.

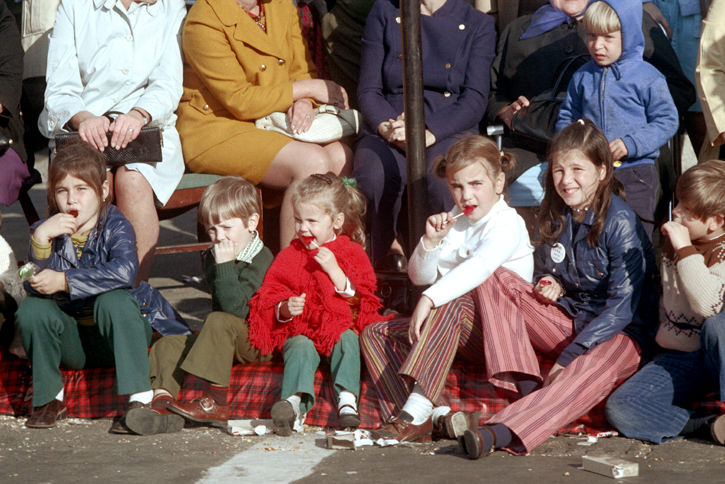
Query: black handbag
509,54,589,153
54,111,162,166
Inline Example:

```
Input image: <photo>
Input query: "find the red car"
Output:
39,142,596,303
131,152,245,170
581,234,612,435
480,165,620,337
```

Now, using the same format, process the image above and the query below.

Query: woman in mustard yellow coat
178,0,351,247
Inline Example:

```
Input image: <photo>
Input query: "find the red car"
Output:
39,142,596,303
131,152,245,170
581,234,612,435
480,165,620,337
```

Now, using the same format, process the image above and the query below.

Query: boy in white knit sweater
606,159,725,445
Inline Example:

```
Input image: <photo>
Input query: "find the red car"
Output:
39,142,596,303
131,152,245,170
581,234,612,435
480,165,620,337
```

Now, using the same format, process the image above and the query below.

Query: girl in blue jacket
16,141,187,432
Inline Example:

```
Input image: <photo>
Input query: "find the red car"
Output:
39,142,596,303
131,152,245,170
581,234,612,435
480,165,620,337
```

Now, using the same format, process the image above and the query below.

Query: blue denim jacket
534,196,658,365
25,205,189,335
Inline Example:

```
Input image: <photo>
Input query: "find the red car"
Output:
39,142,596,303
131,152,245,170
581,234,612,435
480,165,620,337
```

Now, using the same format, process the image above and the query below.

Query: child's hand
661,220,692,250
544,362,565,387
534,276,564,304
284,293,306,318
213,240,240,264
29,269,67,295
33,213,79,244
408,295,433,344
422,212,455,249
609,138,628,161
314,247,349,291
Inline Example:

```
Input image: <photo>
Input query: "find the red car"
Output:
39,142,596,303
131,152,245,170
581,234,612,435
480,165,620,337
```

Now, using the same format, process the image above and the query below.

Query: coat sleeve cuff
556,342,587,367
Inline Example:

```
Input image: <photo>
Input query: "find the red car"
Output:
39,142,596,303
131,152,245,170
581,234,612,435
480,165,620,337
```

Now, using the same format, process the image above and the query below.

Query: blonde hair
583,1,621,35
198,176,261,228
433,134,515,183
48,140,109,217
676,160,725,220
290,172,367,247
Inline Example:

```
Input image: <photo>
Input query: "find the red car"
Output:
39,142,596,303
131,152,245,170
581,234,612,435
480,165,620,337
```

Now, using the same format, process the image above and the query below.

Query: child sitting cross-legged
124,176,274,435
248,173,390,435
607,160,725,445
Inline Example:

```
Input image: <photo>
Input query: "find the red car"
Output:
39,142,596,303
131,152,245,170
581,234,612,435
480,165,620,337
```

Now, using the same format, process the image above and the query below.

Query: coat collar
95,0,159,16
209,0,286,59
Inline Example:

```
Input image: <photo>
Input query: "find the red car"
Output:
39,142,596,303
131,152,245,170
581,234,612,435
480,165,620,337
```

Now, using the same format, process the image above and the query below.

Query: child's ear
246,213,260,232
333,212,345,231
495,172,505,196
101,179,111,202
709,213,725,232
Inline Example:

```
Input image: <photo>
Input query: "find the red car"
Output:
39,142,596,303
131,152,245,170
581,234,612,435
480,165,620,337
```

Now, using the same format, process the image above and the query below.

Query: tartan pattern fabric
0,352,721,432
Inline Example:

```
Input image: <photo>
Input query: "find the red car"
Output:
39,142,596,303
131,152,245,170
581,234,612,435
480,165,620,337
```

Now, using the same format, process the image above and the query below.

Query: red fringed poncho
248,236,391,356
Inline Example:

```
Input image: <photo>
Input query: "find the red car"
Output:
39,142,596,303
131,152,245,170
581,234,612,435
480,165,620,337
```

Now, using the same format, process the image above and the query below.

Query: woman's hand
534,276,564,304
609,138,628,162
377,113,436,150
643,1,672,38
543,362,565,387
661,220,692,250
33,213,79,245
422,211,455,249
73,112,111,151
287,99,315,134
293,79,349,108
408,295,434,344
29,270,67,295
108,112,145,150
497,95,530,129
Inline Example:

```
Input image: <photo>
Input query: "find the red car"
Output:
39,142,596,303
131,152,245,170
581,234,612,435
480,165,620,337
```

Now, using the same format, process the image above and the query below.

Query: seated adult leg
702,312,725,401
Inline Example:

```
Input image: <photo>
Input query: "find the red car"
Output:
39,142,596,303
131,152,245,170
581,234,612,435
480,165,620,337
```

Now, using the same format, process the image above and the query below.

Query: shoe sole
25,407,68,429
271,401,295,437
166,405,227,429
337,413,361,430
711,415,725,445
462,430,482,459
447,412,470,439
125,407,185,435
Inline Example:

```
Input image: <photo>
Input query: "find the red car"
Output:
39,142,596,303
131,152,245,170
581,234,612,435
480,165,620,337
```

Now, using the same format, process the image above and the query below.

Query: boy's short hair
583,1,621,35
198,176,261,228
676,160,725,220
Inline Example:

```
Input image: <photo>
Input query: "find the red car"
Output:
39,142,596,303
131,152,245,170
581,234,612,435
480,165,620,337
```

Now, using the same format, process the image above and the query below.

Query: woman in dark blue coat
352,0,495,267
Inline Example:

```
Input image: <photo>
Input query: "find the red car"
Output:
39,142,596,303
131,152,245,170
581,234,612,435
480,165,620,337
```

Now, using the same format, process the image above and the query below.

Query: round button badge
550,243,566,263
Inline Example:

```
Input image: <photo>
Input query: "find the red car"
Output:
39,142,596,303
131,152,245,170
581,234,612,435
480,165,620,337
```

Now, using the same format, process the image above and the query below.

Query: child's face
293,200,343,248
53,174,108,235
447,160,504,223
551,149,606,211
206,216,256,248
587,30,622,67
672,202,725,242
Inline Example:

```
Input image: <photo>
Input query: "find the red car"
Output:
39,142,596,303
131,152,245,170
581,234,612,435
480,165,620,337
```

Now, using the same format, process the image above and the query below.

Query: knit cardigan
656,233,725,352
248,236,389,355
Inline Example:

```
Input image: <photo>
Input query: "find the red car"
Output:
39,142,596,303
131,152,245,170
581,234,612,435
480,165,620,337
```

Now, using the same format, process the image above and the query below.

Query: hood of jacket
601,0,644,71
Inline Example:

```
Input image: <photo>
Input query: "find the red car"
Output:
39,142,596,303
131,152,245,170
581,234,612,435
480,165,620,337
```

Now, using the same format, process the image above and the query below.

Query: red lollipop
68,209,79,218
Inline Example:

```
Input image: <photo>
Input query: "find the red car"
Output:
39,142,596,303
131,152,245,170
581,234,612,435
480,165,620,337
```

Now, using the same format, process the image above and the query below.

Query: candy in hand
539,279,552,286
300,235,319,248
451,205,475,220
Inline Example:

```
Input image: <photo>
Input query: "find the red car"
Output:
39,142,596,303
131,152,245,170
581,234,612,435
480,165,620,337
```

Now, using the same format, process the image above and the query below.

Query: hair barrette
576,119,585,126
341,176,357,188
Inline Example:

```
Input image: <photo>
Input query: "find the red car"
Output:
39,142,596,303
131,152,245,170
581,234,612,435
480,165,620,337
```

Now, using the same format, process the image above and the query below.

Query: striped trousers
361,268,642,452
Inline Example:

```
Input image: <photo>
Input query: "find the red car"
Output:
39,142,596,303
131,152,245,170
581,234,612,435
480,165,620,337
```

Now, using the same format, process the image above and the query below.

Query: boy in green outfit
125,176,274,435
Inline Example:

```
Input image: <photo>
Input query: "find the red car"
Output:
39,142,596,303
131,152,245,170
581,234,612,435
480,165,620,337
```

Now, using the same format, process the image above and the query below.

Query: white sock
401,384,433,425
129,390,153,405
286,394,301,418
431,406,451,426
338,390,358,415
54,388,64,402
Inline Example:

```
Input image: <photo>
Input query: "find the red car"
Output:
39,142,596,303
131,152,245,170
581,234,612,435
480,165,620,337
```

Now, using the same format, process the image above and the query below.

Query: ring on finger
305,114,311,119
128,127,134,132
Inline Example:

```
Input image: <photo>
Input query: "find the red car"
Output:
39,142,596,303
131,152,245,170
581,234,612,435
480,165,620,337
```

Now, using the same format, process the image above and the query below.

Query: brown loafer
167,395,228,428
434,411,479,440
26,399,67,429
337,404,361,430
461,426,496,460
370,412,432,443
711,414,725,445
124,397,185,436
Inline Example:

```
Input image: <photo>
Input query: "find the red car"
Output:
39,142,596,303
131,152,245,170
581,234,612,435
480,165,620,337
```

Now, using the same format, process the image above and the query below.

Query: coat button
278,58,285,65
458,24,465,30
443,91,451,98
444,63,451,69
395,16,400,23
260,64,267,71
203,104,209,110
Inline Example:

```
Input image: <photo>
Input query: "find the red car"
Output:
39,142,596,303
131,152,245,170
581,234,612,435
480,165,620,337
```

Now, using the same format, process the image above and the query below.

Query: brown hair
433,134,515,183
582,1,621,35
675,159,725,220
198,176,261,228
538,119,624,247
48,140,109,217
290,172,367,247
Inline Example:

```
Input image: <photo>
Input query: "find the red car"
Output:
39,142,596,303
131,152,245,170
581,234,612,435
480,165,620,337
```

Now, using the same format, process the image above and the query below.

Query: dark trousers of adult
352,132,456,266
605,313,725,444
614,164,659,238
16,290,152,407
149,311,272,398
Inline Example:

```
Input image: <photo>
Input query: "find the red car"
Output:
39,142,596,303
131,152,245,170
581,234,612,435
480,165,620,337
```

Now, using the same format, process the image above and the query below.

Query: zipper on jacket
599,66,608,134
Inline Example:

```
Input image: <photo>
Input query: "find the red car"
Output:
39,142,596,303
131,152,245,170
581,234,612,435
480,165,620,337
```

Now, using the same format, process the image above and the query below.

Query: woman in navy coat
352,0,495,267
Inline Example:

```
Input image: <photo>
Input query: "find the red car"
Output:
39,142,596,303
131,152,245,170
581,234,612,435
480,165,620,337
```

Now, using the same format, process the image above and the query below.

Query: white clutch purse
255,104,362,143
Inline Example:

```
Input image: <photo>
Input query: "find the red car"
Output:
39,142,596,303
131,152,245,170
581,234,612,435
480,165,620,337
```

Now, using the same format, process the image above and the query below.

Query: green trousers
16,290,152,407
149,311,272,397
281,330,360,414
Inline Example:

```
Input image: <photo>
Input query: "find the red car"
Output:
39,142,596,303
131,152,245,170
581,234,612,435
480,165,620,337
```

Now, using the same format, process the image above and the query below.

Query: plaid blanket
1,352,721,433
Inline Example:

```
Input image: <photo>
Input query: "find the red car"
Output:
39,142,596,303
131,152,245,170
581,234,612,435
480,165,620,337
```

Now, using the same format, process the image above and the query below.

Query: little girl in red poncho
248,172,388,435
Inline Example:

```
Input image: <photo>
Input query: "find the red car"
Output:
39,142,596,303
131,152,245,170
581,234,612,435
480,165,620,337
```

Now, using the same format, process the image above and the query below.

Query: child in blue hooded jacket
556,0,679,237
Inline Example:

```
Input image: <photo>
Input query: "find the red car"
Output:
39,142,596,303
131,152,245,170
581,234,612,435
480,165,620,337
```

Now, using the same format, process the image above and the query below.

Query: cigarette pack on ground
582,455,639,479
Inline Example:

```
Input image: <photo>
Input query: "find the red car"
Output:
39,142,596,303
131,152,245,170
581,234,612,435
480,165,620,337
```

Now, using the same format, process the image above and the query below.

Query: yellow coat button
445,63,451,69
459,24,465,30
203,104,209,110
278,58,285,65
395,16,400,23
260,64,267,71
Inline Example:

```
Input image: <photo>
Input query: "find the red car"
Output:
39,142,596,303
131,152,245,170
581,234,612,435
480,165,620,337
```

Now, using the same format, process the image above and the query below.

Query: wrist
129,108,149,125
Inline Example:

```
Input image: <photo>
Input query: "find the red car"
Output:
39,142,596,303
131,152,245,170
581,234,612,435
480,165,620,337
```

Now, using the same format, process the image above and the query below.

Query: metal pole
400,0,427,254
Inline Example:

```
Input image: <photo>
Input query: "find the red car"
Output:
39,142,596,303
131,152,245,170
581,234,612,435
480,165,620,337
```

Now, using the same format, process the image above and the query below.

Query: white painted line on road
197,432,334,483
